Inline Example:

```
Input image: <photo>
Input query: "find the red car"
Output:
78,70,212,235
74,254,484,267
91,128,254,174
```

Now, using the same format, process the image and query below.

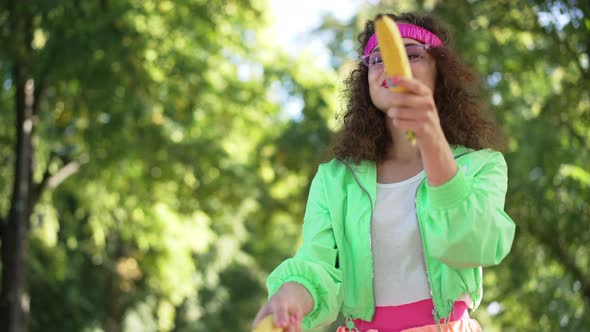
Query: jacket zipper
340,151,470,327
414,177,440,323
342,162,375,329
415,152,471,323
344,161,438,324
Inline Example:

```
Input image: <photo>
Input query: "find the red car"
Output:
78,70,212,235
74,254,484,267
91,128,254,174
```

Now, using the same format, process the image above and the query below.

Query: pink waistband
352,299,469,332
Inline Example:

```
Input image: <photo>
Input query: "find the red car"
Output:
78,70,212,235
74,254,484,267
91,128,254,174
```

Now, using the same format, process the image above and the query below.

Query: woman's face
368,37,437,112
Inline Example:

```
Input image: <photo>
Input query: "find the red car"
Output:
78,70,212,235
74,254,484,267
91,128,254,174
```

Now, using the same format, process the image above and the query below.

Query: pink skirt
337,299,479,332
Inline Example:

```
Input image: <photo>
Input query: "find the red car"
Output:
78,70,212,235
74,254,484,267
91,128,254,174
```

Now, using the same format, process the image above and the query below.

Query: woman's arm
386,76,458,186
421,150,516,268
266,166,343,330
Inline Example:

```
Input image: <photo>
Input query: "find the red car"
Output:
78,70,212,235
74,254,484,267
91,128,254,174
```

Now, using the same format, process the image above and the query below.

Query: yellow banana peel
375,14,416,144
252,315,283,332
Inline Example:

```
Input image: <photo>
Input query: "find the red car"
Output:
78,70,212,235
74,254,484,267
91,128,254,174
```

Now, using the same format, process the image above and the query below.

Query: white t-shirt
372,171,473,307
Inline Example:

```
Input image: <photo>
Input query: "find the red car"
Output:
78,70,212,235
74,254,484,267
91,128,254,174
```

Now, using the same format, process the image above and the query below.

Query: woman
253,12,515,332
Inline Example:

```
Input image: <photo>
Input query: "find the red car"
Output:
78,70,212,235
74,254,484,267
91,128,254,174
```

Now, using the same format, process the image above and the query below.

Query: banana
374,14,416,143
252,315,282,332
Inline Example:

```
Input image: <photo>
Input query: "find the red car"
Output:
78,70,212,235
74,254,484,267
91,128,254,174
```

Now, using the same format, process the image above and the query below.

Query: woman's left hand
386,76,446,147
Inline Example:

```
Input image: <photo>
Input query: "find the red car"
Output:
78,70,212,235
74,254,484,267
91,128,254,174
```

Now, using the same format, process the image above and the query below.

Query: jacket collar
341,145,472,204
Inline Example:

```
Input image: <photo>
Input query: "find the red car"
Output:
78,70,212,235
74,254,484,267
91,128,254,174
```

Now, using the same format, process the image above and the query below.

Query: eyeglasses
360,44,431,69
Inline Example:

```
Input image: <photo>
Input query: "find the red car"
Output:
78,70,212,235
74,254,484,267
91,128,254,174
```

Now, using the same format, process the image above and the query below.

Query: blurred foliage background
0,0,588,331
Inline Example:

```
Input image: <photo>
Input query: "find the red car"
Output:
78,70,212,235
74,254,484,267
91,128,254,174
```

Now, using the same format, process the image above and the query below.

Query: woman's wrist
283,282,314,316
419,133,457,186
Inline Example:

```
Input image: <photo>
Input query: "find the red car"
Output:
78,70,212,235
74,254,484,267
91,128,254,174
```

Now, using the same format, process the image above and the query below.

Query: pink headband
364,23,443,56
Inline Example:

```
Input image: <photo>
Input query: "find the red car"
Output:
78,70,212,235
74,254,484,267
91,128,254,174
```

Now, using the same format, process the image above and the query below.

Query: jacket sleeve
422,150,516,268
266,166,343,330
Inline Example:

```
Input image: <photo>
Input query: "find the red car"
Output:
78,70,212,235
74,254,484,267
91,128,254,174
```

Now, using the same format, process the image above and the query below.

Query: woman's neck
379,126,423,183
383,122,421,162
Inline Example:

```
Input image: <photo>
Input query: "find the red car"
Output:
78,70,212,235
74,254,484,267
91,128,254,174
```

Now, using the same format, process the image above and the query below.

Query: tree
0,0,308,330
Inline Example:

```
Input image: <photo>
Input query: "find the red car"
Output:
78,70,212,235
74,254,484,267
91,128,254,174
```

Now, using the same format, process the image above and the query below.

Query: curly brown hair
332,12,505,164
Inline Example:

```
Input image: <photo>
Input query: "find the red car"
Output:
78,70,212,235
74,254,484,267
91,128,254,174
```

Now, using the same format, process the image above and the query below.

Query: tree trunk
103,231,125,332
103,269,125,332
1,2,79,331
0,67,34,332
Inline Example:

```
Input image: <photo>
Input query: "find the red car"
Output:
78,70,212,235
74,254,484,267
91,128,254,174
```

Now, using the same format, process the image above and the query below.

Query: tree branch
489,3,589,87
31,153,88,207
523,1,590,86
561,120,588,148
35,152,57,195
529,220,590,302
32,25,59,117
46,157,85,189
546,30,590,88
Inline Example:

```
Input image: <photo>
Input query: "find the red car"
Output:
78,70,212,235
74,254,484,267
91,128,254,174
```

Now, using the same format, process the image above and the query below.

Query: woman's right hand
252,282,314,332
